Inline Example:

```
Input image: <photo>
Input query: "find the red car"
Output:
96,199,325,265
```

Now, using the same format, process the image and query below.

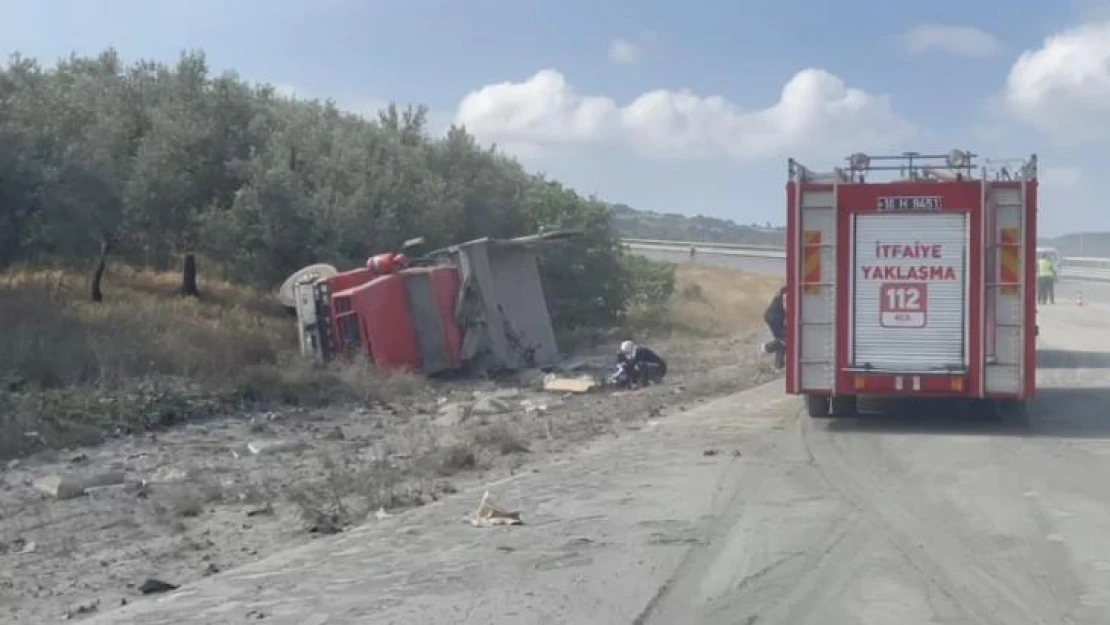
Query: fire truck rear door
851,213,969,372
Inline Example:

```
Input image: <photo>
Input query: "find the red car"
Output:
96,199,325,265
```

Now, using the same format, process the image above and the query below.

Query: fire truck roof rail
789,151,1037,183
981,154,1038,182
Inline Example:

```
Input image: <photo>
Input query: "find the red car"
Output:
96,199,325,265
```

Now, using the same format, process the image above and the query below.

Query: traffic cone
1076,291,1084,307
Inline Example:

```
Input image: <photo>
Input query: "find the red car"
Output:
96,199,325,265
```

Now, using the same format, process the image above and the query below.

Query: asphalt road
83,300,1110,624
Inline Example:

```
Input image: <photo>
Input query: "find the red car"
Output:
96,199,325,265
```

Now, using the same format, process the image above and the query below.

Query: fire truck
785,150,1038,419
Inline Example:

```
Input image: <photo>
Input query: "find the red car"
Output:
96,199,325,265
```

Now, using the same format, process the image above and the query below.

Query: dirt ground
0,333,779,624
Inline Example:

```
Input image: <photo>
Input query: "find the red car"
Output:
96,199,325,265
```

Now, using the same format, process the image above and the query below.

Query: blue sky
4,0,1110,237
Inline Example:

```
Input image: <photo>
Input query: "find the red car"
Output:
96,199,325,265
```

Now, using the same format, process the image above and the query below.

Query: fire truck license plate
877,196,943,211
879,282,927,328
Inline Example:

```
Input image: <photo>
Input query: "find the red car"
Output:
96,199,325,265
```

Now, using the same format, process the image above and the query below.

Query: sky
3,0,1110,236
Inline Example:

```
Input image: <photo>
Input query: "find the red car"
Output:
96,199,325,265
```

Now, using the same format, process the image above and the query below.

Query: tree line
0,49,632,329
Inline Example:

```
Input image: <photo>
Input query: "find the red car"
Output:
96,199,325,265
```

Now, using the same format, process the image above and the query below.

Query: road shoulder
82,381,792,625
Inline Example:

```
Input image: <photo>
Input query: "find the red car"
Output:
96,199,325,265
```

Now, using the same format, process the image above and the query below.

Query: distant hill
609,203,784,246
610,204,1110,259
1039,233,1110,259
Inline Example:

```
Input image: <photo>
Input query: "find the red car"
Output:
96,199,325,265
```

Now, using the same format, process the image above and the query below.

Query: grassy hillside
1039,232,1110,258
0,259,776,460
0,265,428,458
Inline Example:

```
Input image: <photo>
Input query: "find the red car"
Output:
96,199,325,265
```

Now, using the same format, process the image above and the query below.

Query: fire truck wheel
805,394,831,418
830,395,858,417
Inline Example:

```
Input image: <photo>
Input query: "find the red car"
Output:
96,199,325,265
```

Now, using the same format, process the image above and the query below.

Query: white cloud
454,68,915,161
902,23,1002,57
608,38,642,65
1004,20,1110,141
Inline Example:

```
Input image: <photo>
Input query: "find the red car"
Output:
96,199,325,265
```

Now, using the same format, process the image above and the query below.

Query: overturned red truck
278,232,580,375
785,151,1038,418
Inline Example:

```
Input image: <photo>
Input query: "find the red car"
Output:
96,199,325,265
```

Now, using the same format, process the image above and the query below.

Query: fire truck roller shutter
852,213,969,371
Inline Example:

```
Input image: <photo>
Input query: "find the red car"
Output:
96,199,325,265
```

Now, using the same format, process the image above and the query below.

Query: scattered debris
471,396,510,416
521,396,565,415
2,330,778,625
245,504,274,518
703,449,719,457
542,373,598,394
470,491,523,527
138,578,178,595
435,403,471,428
145,466,190,485
63,599,99,620
245,439,311,456
307,515,344,535
34,472,125,500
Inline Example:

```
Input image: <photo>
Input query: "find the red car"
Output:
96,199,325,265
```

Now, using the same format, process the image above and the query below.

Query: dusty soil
0,333,778,624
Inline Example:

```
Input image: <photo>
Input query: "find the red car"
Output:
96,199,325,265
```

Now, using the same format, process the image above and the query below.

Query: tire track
634,414,874,625
802,414,1067,625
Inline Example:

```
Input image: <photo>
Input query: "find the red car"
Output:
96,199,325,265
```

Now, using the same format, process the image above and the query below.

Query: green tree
0,47,633,331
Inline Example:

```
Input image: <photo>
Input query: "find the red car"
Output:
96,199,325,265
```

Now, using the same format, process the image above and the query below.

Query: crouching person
614,340,668,389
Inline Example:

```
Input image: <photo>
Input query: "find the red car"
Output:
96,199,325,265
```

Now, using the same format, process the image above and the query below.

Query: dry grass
0,260,775,460
626,263,782,339
669,264,783,337
0,264,426,459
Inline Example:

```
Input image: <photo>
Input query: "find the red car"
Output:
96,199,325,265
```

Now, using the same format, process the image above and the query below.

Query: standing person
761,286,788,369
1047,254,1058,304
1037,253,1055,305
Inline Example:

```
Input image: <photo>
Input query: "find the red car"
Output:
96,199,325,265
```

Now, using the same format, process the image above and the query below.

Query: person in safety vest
1036,253,1057,305
761,286,788,369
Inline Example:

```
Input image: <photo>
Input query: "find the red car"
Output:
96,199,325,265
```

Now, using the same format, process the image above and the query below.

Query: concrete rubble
33,471,126,500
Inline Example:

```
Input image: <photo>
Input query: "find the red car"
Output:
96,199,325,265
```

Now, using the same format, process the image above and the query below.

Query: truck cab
784,151,1038,419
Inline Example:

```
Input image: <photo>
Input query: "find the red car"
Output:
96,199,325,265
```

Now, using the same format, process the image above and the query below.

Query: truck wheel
830,395,858,417
805,394,831,418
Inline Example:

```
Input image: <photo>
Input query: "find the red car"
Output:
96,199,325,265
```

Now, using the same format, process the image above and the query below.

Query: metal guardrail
622,239,1110,283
